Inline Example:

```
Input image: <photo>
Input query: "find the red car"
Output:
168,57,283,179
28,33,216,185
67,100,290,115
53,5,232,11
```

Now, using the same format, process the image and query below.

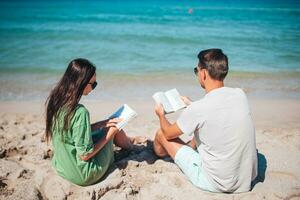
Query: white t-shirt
177,87,257,193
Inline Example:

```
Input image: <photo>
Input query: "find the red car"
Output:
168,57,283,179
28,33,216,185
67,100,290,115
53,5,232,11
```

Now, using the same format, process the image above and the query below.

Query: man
153,48,258,193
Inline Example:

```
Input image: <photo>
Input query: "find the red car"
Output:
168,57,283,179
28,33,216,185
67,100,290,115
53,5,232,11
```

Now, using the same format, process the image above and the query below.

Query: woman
45,58,140,186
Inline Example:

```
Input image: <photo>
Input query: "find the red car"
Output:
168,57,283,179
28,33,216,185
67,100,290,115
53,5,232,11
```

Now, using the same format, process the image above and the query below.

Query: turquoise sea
0,0,300,100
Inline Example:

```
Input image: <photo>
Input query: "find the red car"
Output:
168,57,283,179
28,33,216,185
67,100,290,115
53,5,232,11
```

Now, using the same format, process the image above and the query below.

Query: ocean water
0,0,300,74
0,0,300,100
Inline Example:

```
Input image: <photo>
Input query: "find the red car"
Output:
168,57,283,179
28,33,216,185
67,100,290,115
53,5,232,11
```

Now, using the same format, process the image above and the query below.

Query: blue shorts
174,145,218,192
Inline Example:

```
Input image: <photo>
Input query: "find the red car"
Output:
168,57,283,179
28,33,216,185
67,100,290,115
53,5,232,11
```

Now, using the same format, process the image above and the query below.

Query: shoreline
1,67,300,76
1,70,300,101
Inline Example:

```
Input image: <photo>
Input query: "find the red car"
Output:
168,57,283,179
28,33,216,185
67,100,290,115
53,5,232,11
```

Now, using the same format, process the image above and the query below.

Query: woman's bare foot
126,136,149,152
129,136,149,145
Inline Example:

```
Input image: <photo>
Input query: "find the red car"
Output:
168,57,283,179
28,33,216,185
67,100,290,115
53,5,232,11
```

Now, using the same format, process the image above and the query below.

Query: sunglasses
88,81,98,90
194,67,198,75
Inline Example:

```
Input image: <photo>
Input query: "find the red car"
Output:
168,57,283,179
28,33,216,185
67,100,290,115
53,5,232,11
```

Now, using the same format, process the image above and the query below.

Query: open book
152,88,187,114
109,104,137,130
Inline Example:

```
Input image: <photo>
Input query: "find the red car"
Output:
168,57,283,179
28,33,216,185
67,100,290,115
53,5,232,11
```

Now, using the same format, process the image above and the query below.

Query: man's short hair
197,48,228,81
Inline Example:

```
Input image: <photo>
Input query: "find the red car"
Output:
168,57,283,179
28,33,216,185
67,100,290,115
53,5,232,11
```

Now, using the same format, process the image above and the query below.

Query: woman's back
51,104,114,186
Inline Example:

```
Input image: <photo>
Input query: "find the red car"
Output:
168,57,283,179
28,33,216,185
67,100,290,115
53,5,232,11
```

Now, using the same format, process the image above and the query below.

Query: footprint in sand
40,173,70,200
268,170,298,180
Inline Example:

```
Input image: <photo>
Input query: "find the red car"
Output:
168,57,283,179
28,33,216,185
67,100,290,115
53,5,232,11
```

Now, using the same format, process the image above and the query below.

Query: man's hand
105,118,122,128
155,103,165,117
181,96,192,106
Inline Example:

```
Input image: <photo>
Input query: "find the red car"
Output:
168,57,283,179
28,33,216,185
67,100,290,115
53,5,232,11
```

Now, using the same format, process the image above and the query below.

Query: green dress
51,104,114,186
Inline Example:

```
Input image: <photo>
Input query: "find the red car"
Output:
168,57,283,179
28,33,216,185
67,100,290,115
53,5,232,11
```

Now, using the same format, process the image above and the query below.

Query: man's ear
202,69,207,81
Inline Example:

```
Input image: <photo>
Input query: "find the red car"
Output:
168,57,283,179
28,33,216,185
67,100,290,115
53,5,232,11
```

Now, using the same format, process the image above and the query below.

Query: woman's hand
181,96,192,106
105,118,122,128
91,118,119,131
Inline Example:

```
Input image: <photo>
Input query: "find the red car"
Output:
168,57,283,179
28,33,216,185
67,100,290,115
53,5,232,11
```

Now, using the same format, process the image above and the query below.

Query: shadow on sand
251,150,267,190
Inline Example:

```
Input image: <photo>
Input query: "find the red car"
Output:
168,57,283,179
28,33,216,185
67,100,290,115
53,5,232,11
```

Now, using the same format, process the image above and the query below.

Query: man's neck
205,81,224,93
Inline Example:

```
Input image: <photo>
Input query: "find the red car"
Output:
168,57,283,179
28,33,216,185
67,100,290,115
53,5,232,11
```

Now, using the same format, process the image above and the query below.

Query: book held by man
152,88,187,114
109,104,137,130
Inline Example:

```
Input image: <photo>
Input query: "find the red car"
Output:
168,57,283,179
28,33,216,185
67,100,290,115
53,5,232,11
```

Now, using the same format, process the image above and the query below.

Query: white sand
0,98,300,200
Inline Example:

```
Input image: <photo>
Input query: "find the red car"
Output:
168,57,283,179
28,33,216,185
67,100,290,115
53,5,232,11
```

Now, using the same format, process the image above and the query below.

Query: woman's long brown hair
45,58,96,142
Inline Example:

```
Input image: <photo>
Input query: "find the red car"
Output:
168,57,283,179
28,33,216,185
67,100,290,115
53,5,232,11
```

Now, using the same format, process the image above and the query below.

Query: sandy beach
0,94,299,200
1,0,300,199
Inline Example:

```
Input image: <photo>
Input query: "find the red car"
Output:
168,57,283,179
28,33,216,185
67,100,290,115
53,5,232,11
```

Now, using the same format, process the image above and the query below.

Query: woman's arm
81,118,122,161
80,127,118,161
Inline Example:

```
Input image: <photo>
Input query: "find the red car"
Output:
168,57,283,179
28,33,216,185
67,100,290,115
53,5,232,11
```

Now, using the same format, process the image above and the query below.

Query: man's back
178,87,257,192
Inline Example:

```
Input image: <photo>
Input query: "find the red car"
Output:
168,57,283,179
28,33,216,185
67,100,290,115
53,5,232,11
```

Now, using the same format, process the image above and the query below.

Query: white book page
152,92,174,113
165,88,186,112
109,104,137,130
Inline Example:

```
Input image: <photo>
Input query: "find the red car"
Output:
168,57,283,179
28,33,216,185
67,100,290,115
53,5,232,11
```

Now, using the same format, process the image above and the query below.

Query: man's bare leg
153,129,168,157
153,129,186,159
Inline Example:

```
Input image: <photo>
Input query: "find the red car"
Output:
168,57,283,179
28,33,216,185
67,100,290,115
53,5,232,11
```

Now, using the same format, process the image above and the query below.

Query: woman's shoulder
71,104,90,126
75,104,88,114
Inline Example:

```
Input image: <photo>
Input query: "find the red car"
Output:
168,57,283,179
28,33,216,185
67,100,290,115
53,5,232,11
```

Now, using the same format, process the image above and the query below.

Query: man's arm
180,96,192,106
155,104,183,140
